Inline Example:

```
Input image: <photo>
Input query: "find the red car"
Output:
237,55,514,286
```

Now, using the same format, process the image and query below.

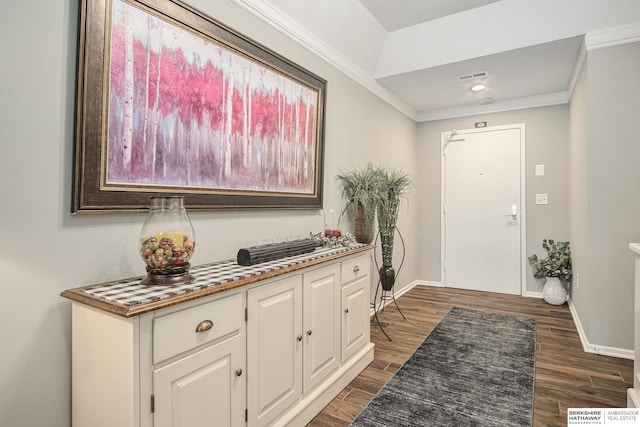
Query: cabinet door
303,263,341,393
153,333,245,427
247,275,303,427
342,275,370,362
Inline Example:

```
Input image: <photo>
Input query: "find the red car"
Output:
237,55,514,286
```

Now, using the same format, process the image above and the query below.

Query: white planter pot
542,277,567,305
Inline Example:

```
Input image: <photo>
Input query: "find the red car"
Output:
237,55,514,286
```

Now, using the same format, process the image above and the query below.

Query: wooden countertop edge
61,245,373,318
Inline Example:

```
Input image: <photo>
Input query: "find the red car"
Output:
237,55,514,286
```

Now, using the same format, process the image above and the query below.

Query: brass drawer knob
353,265,360,273
195,320,213,333
235,368,243,377
344,308,350,314
297,335,303,342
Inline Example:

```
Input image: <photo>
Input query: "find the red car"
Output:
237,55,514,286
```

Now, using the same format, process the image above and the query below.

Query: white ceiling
233,0,640,121
358,0,503,32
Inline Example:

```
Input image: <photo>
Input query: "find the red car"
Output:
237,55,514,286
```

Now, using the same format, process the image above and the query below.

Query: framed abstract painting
72,0,326,213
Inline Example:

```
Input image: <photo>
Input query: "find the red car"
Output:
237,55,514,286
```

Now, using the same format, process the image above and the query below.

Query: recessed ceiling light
471,83,486,92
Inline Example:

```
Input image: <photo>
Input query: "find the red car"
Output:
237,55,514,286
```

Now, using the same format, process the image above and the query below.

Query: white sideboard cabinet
247,263,342,426
153,293,246,427
63,246,374,427
341,254,371,363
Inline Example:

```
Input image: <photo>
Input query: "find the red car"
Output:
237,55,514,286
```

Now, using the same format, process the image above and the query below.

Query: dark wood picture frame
72,0,326,214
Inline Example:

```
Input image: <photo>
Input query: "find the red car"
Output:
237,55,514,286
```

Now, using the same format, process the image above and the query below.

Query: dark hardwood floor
308,285,634,426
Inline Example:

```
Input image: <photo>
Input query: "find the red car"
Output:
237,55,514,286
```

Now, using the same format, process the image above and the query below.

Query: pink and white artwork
106,0,319,195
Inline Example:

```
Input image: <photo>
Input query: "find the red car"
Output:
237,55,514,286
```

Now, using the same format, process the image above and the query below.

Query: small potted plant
528,239,572,305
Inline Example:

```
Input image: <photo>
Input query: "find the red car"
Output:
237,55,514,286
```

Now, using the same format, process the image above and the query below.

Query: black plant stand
371,226,406,341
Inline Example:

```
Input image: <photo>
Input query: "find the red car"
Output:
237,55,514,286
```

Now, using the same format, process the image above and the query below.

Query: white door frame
440,123,527,295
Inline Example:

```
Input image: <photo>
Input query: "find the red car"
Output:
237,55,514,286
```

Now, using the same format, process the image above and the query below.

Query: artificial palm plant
375,166,411,290
335,163,379,244
336,164,411,289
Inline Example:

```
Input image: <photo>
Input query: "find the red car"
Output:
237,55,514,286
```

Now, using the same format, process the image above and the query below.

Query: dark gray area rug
351,307,536,426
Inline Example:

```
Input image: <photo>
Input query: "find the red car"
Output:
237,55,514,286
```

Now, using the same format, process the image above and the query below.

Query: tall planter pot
354,201,374,244
378,219,397,291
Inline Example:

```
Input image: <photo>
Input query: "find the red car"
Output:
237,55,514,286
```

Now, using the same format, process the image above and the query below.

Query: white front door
441,124,525,295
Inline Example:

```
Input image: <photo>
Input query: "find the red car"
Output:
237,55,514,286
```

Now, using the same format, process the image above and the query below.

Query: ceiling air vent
456,71,489,81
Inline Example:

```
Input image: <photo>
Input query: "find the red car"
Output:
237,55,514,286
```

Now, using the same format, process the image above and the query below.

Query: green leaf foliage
375,166,411,267
528,239,572,283
335,164,411,267
335,163,380,226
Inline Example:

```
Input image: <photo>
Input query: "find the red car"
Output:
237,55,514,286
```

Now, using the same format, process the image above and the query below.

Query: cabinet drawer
341,254,370,285
153,293,243,363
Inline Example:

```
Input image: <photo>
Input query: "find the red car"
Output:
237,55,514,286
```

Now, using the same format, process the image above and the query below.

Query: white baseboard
628,388,640,408
526,291,543,299
414,280,444,287
568,298,634,360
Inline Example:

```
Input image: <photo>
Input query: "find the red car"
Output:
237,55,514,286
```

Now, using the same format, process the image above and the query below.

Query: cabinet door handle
307,330,312,336
344,308,349,314
353,265,360,273
297,335,303,342
195,320,214,333
235,368,243,377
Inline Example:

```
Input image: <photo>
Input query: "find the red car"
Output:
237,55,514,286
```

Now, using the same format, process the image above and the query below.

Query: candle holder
139,196,196,286
323,208,342,238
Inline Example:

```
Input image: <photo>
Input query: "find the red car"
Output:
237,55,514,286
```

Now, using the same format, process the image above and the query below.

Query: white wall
586,41,640,350
416,105,570,292
0,1,417,425
569,41,640,352
568,57,591,337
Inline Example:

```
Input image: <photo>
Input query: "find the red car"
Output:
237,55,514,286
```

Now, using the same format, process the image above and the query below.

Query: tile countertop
631,243,640,256
61,244,372,318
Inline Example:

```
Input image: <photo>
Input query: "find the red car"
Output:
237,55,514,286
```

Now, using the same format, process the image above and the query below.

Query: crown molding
417,91,569,122
228,0,417,120
567,41,587,100
585,21,640,51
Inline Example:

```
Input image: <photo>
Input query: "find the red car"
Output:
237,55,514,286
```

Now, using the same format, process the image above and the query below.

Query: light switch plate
536,194,548,205
535,164,545,176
